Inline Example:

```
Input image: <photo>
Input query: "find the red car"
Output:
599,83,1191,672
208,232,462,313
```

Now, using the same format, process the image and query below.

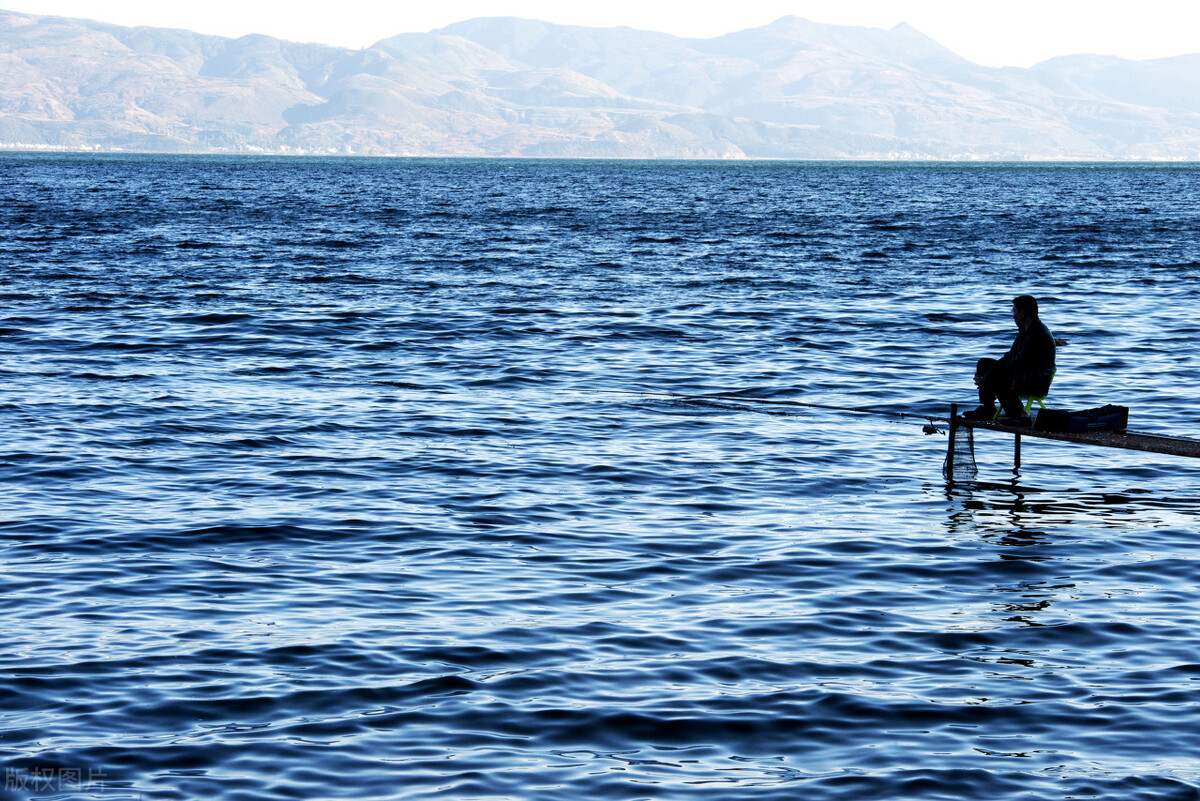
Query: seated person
965,295,1056,425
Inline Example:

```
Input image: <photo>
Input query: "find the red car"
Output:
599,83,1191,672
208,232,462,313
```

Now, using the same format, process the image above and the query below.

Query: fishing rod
593,388,939,422
370,381,947,432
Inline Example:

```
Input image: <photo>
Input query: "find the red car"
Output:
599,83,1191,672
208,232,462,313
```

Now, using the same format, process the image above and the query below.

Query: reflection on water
2,156,1199,800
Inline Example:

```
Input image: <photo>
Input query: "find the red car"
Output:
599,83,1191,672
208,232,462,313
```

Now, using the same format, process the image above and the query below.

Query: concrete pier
948,404,1200,473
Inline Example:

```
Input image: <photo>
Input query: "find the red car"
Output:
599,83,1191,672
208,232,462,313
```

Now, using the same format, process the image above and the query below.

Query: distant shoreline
6,11,1200,161
3,147,1199,165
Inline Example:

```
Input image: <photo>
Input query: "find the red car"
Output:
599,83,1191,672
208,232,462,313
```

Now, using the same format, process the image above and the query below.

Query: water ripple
1,156,1199,800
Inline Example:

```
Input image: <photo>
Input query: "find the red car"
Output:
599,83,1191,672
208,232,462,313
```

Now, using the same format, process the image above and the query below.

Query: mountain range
3,9,1200,159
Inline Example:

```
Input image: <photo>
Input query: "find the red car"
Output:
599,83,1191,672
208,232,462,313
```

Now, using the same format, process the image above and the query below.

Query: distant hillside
2,10,1200,158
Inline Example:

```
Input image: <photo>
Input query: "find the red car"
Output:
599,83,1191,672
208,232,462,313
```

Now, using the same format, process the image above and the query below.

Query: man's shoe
998,413,1032,427
962,405,996,420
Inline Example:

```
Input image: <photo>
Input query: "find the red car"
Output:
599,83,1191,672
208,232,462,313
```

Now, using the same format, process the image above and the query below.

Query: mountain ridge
2,10,1199,159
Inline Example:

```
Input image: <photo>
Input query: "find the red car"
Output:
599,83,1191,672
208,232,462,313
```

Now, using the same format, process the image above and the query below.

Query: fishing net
943,425,978,480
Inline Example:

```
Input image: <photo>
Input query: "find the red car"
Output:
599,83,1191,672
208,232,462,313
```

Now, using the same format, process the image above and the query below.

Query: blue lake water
2,155,1199,800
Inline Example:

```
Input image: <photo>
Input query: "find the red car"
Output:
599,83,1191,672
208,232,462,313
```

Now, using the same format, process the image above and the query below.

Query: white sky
1,0,1198,68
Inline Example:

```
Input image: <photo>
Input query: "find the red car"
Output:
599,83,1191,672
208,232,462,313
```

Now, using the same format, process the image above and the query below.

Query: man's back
1004,318,1055,395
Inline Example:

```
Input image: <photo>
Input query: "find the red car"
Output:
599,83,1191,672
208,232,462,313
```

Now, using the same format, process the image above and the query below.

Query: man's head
1012,295,1039,329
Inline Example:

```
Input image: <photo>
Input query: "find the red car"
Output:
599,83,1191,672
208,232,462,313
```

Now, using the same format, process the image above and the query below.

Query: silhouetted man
965,295,1056,425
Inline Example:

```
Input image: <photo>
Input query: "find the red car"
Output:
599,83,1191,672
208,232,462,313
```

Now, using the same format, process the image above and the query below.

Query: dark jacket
999,319,1056,394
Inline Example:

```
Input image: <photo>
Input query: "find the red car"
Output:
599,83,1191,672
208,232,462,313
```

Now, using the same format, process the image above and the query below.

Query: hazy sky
2,0,1198,67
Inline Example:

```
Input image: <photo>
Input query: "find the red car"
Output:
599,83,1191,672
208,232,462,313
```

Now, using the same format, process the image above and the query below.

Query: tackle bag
1035,404,1128,433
